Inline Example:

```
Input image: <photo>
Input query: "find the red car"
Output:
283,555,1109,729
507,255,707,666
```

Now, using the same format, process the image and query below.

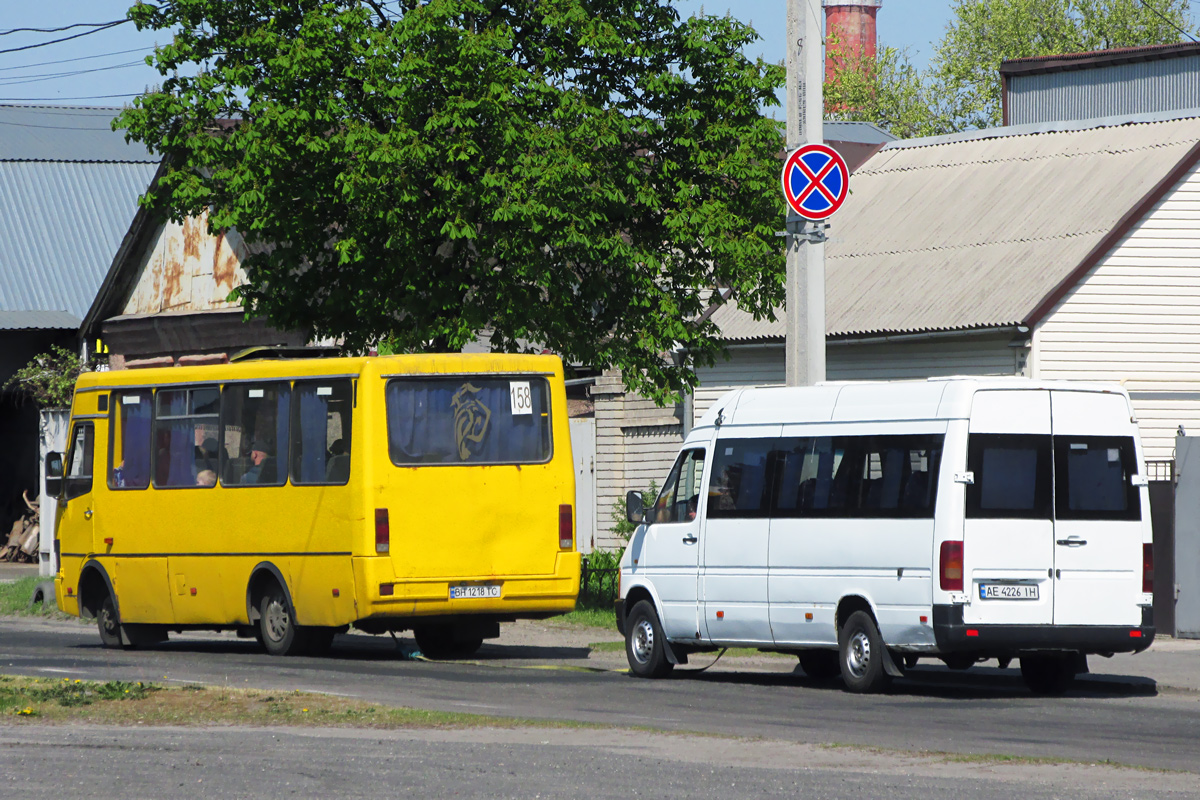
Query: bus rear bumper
932,604,1155,655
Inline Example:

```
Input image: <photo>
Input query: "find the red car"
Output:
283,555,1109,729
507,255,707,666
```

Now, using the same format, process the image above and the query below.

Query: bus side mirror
625,490,645,525
45,451,63,498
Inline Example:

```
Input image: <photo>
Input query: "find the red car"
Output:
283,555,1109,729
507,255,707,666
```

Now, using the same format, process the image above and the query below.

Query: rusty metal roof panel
0,160,158,323
719,113,1200,341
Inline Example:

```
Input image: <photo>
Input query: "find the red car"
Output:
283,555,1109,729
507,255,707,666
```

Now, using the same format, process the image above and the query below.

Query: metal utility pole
784,0,826,386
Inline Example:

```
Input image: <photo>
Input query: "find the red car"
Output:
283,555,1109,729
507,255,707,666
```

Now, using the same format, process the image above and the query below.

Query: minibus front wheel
625,600,673,679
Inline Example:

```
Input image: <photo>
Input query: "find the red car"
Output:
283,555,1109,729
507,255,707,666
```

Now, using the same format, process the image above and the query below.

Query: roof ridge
859,138,1194,175
828,229,1107,260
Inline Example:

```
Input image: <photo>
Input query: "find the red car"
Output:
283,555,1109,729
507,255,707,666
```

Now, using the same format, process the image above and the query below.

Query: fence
578,555,620,607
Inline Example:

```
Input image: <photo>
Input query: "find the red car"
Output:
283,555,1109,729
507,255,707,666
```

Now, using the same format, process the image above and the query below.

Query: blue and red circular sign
781,143,849,221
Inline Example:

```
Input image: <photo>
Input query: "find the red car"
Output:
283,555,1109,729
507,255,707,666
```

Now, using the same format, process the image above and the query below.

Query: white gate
38,409,69,577
569,418,596,553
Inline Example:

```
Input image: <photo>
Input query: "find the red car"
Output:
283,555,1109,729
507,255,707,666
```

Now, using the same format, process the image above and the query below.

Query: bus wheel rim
847,630,871,678
265,599,289,642
632,618,655,664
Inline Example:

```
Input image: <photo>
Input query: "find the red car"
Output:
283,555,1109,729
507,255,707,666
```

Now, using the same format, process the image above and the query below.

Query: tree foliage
117,0,787,403
825,0,1193,136
4,346,98,409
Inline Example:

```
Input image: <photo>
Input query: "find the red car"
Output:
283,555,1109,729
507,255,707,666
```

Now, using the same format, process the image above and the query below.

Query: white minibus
616,378,1154,693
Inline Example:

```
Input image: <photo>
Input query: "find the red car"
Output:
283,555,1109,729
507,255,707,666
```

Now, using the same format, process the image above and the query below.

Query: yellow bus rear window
385,377,550,465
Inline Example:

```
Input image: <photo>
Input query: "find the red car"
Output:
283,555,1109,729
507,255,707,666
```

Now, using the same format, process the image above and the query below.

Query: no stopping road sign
782,143,849,221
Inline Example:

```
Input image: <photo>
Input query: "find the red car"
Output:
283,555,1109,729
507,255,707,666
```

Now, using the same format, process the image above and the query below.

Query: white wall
592,371,683,551
1035,159,1200,459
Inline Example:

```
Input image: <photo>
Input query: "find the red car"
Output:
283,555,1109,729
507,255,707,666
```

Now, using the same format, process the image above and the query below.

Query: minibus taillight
940,541,964,592
559,504,573,550
1143,543,1154,594
375,508,390,554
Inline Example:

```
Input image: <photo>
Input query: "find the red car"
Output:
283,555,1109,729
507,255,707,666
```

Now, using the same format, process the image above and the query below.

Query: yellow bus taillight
558,504,572,550
375,508,390,554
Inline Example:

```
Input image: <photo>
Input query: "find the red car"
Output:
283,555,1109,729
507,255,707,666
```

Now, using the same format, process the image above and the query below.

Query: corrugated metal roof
714,113,1200,341
0,106,160,328
0,105,157,162
0,310,81,330
825,120,896,144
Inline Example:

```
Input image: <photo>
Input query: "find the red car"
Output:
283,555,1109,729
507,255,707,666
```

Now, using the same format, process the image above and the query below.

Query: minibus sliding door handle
1056,537,1087,547
682,534,698,545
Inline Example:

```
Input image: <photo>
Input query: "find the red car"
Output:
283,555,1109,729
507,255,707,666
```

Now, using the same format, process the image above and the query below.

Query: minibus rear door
962,390,1055,627
1049,391,1143,627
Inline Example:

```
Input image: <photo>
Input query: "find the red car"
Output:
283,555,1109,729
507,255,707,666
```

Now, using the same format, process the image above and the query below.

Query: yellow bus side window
291,380,352,485
110,390,152,490
221,383,290,487
154,386,220,489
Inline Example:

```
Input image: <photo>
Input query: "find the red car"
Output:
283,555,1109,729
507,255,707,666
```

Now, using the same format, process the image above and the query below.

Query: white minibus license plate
450,584,501,600
979,584,1039,601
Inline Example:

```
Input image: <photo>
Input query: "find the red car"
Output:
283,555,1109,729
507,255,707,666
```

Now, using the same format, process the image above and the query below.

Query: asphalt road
2,617,1199,780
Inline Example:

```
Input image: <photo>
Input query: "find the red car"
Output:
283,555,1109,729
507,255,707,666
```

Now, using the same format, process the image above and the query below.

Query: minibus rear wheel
625,600,673,678
838,611,888,693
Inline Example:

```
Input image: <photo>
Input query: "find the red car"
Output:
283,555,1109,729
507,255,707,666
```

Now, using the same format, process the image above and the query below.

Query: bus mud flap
882,648,904,678
664,642,689,666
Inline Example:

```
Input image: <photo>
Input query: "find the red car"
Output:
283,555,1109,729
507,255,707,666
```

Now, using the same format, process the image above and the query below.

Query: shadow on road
661,662,1159,700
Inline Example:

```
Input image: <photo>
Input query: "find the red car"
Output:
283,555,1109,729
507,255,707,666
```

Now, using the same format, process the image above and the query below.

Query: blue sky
0,1,953,106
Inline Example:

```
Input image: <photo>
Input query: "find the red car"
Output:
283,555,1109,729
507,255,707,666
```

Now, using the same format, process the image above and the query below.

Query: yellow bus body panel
56,353,580,633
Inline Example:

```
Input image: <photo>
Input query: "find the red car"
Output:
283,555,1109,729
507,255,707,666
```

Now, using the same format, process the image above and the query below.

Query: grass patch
0,675,604,729
0,576,65,618
556,604,617,630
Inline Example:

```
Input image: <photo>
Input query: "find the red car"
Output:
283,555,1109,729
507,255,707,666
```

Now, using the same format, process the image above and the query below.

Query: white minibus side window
774,435,943,519
1053,436,1141,521
650,449,705,524
965,434,1052,519
707,438,775,518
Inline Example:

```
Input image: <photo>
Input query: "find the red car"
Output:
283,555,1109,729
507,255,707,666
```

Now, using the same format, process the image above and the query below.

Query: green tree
824,0,1193,136
117,0,787,404
823,39,945,139
4,346,99,408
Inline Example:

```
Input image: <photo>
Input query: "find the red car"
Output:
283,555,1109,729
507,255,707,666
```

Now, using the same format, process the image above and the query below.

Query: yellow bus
47,353,580,657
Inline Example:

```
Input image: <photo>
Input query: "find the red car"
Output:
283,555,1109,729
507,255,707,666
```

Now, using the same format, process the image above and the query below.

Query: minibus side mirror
625,490,645,525
44,451,63,498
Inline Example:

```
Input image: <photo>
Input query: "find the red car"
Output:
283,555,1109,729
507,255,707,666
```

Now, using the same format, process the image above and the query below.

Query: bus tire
258,584,307,656
798,650,840,681
96,591,123,649
625,600,673,679
414,625,482,659
1020,655,1074,694
839,610,889,693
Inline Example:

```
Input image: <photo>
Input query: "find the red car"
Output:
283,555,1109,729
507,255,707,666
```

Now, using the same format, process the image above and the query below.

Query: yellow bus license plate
450,584,501,599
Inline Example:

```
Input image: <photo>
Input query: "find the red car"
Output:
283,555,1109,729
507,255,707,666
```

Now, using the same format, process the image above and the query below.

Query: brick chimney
824,0,882,79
